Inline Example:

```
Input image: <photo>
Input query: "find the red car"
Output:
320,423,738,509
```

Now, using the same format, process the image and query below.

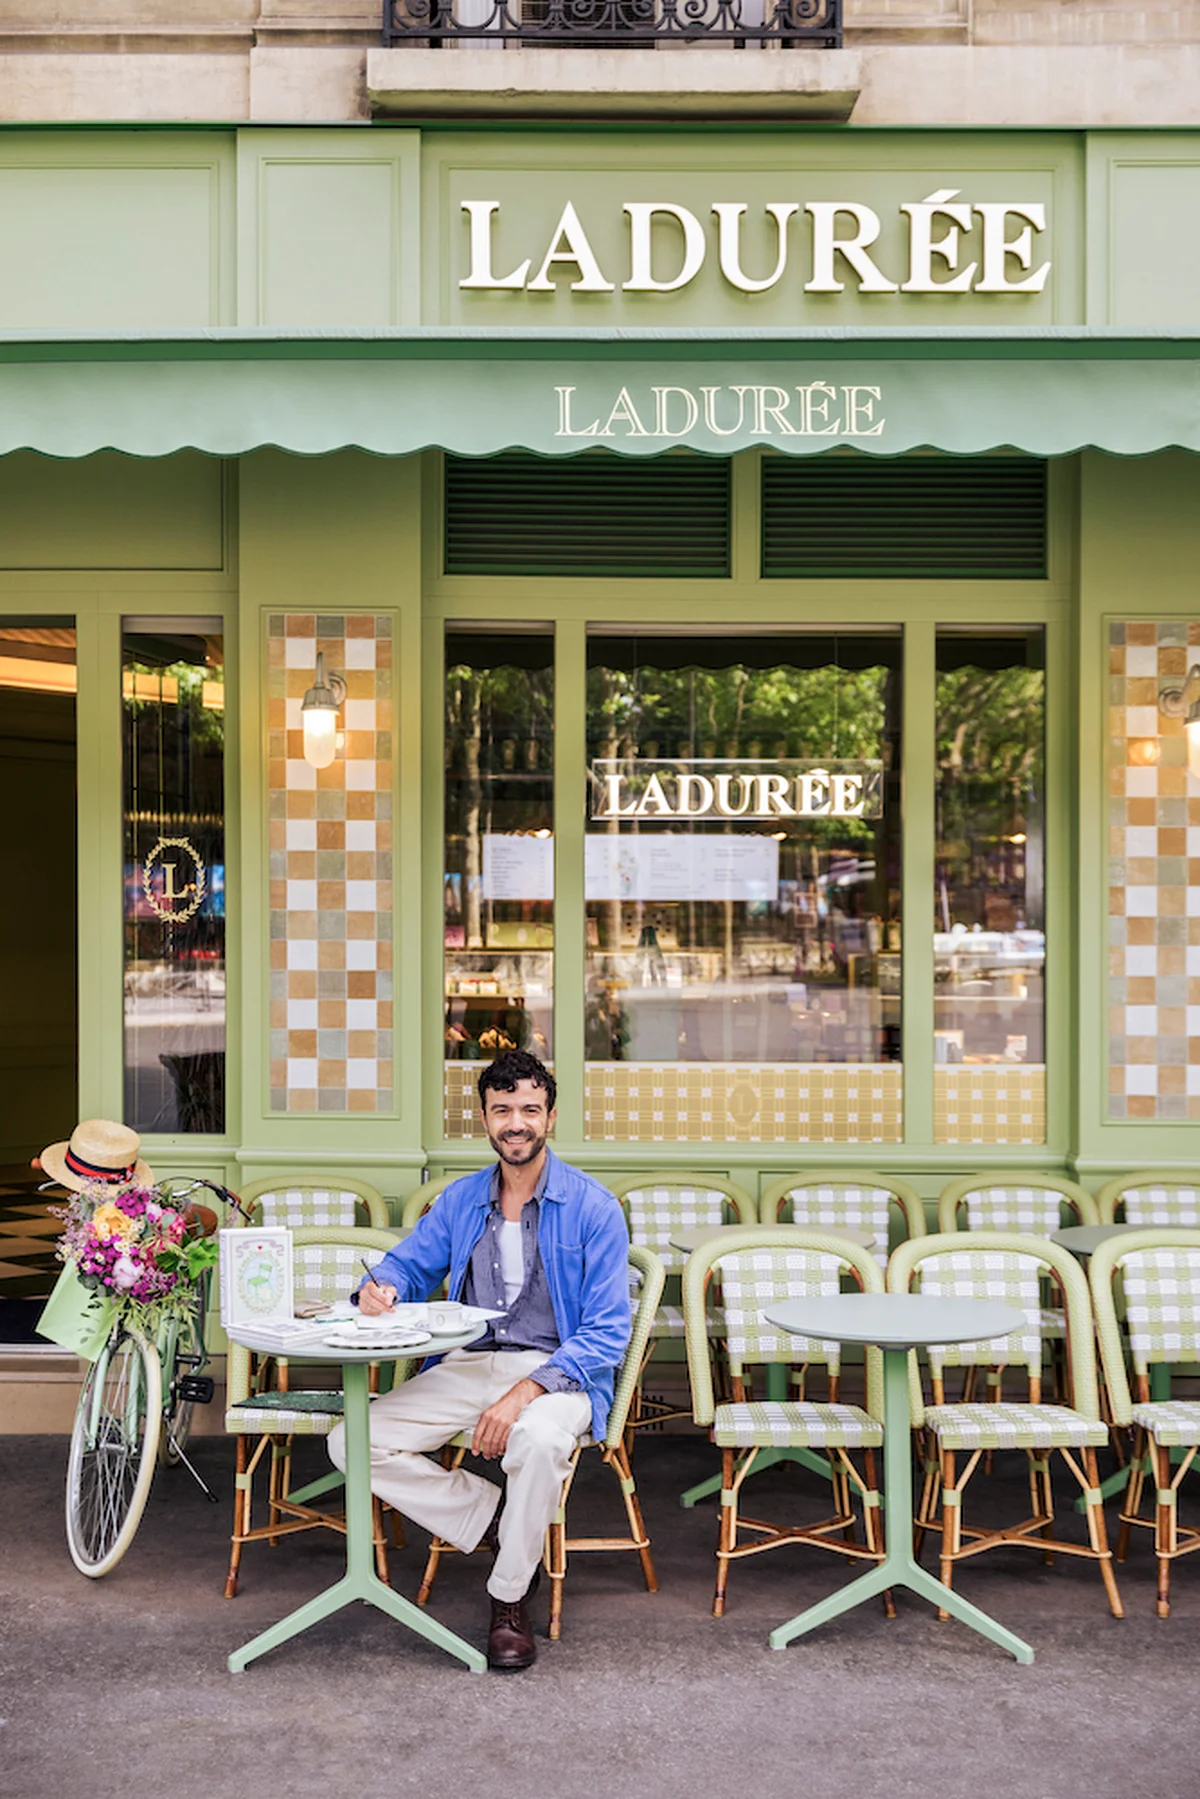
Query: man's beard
486,1124,547,1168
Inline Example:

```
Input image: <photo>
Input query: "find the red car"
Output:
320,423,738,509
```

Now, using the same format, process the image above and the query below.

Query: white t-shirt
498,1218,526,1308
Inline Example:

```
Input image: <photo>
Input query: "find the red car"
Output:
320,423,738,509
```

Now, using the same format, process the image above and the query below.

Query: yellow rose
93,1201,136,1242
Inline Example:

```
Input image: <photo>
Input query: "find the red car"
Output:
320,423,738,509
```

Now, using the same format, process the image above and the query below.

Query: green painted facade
0,125,1198,1213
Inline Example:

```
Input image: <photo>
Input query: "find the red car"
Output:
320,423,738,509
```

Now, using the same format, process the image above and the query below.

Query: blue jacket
363,1151,631,1441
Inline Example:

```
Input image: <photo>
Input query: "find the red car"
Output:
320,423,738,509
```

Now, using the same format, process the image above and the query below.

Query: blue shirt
357,1150,631,1441
463,1164,579,1397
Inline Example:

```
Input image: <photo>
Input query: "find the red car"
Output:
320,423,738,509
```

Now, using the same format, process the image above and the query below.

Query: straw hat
39,1119,154,1194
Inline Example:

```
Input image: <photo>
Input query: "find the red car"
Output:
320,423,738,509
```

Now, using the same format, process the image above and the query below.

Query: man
326,1049,630,1671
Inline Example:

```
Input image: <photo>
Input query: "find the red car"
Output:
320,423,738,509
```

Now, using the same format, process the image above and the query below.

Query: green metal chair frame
223,1225,405,1598
759,1169,927,1268
237,1173,390,1231
1089,1227,1200,1616
607,1170,757,1433
1094,1172,1200,1228
888,1230,1122,1619
683,1225,889,1617
417,1244,667,1640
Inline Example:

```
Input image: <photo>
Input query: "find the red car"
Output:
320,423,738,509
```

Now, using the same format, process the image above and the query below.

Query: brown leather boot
487,1596,537,1671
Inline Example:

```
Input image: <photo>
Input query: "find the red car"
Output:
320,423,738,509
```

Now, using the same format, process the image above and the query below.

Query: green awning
0,329,1197,457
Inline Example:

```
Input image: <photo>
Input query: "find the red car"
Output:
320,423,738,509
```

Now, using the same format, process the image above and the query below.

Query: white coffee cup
426,1300,466,1332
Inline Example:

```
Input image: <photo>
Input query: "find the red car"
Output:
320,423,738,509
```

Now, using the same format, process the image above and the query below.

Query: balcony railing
383,0,843,49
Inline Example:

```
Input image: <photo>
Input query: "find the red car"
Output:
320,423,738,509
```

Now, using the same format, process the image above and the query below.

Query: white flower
112,1254,140,1292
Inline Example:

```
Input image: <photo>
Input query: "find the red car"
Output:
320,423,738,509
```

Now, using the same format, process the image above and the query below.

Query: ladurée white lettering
462,194,1050,298
556,382,886,441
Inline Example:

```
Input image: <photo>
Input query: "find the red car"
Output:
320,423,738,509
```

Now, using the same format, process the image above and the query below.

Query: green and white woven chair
759,1170,927,1271
238,1173,390,1231
222,1226,403,1599
1090,1227,1200,1616
608,1171,756,1434
889,1231,1123,1619
400,1171,488,1229
416,1244,666,1641
1095,1172,1200,1228
682,1226,889,1618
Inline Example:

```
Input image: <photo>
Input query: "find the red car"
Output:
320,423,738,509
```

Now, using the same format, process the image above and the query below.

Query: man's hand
472,1377,543,1460
358,1280,397,1316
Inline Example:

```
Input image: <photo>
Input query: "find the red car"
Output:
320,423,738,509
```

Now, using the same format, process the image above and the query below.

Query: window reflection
584,633,902,1065
444,628,554,1066
123,621,225,1132
935,630,1045,1066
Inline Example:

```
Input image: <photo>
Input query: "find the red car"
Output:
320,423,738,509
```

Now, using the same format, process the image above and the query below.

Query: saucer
323,1326,431,1351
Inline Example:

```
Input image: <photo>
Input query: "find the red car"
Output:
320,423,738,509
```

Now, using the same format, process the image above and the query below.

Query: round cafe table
671,1222,877,1509
226,1323,488,1675
762,1291,1035,1664
1051,1223,1147,1259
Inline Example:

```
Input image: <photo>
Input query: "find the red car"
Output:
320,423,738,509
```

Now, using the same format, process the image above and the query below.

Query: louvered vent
444,452,731,578
762,456,1048,580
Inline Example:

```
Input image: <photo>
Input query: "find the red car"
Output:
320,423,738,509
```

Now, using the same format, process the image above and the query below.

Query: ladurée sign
461,193,1050,297
591,760,885,821
556,380,884,440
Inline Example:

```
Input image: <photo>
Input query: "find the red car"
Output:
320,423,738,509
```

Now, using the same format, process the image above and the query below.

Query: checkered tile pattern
923,1402,1108,1451
934,1066,1046,1146
962,1187,1066,1236
1120,1185,1200,1227
713,1399,883,1449
1130,1400,1200,1446
580,1063,903,1145
292,1242,385,1307
916,1251,1044,1375
1120,1247,1200,1369
1108,621,1200,1121
252,1187,368,1229
226,1390,345,1436
774,1184,892,1270
714,1247,845,1373
268,613,394,1115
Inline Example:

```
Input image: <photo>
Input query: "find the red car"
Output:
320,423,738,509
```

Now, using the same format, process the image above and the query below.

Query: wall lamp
300,652,346,771
1158,664,1200,778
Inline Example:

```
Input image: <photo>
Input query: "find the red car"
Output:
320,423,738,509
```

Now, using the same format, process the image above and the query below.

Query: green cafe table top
764,1292,1024,1351
669,1223,877,1255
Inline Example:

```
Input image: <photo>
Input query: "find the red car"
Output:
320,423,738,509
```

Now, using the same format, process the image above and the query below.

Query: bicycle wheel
158,1306,204,1466
65,1324,162,1577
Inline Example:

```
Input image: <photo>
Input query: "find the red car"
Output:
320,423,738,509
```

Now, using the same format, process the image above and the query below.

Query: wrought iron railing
384,0,842,48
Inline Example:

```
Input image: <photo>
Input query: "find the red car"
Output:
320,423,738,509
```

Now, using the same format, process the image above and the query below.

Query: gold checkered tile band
934,1065,1046,1145
268,614,394,1115
578,1063,902,1145
1108,620,1200,1122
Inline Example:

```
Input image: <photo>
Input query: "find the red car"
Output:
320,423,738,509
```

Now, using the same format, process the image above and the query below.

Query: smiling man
326,1050,630,1670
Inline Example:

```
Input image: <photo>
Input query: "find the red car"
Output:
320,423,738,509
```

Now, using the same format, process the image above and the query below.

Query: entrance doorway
0,620,77,1341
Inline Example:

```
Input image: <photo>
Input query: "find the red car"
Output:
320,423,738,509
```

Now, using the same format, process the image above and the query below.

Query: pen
360,1256,393,1309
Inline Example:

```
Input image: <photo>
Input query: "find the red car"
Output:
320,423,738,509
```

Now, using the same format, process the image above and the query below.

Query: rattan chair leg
938,1448,957,1620
1081,1447,1124,1619
267,1438,287,1546
713,1447,736,1617
372,1495,390,1582
1118,1429,1149,1563
1154,1438,1174,1618
546,1512,567,1641
417,1537,445,1606
611,1441,658,1594
225,1434,249,1598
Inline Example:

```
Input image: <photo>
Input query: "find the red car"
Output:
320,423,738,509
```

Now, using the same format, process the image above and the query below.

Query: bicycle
62,1178,249,1577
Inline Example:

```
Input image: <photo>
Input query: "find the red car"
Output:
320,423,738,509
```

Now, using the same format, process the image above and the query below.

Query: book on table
218,1226,294,1329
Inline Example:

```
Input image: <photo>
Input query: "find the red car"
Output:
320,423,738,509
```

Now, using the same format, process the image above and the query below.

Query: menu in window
482,833,555,900
585,834,779,902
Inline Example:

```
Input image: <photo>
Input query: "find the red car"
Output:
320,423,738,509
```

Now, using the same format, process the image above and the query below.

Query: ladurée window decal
142,835,207,926
590,759,884,821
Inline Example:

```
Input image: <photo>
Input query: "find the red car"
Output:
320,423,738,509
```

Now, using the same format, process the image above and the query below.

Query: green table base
767,1348,1034,1664
228,1361,486,1675
680,1363,833,1509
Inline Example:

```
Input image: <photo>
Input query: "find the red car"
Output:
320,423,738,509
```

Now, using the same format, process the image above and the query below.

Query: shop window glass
934,629,1045,1089
584,632,902,1075
444,628,554,1097
123,620,225,1133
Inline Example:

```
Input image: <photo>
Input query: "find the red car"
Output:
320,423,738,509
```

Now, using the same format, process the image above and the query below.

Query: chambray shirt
464,1163,580,1397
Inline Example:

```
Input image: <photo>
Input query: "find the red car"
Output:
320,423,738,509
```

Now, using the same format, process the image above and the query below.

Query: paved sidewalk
1,1432,1191,1799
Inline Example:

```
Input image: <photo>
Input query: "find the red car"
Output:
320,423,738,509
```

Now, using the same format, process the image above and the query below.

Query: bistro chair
607,1171,757,1433
416,1244,666,1640
222,1226,405,1599
759,1169,927,1271
1095,1172,1200,1228
889,1231,1123,1619
238,1173,390,1231
400,1170,485,1228
1090,1227,1200,1616
682,1226,888,1617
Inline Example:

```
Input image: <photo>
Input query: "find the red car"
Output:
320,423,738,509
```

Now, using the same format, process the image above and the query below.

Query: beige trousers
326,1347,592,1602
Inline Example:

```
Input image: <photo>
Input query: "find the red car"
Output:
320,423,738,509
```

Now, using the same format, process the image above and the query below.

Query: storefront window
934,630,1045,1123
444,628,554,1087
123,621,225,1132
584,633,902,1074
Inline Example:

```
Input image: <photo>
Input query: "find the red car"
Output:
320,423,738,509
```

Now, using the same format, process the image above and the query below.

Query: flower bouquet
44,1182,219,1347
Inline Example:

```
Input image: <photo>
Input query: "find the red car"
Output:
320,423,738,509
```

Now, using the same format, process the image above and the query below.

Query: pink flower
111,1253,140,1292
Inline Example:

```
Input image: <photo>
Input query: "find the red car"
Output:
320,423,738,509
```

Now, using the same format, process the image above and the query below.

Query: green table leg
679,1362,833,1509
228,1362,487,1674
767,1348,1034,1664
287,1468,345,1505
